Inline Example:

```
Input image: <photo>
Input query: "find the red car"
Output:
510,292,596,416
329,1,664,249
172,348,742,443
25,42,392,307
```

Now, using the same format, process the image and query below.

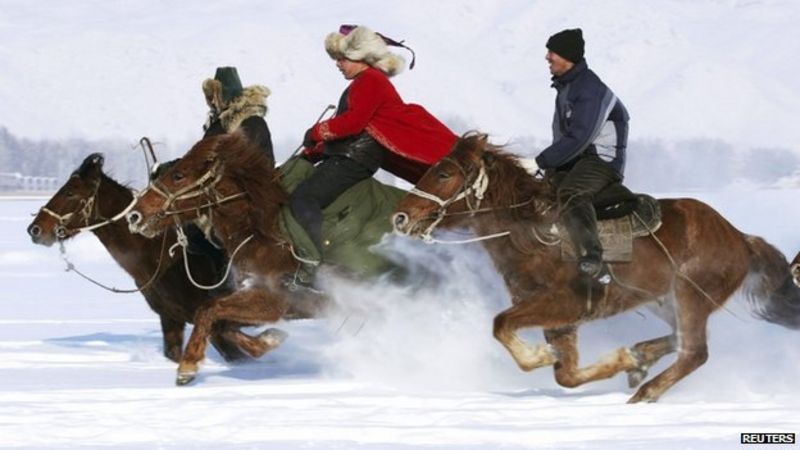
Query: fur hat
324,25,406,77
202,67,244,110
546,29,585,64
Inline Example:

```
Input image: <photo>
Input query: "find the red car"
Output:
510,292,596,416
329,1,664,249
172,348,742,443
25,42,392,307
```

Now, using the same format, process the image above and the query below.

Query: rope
58,231,170,294
421,230,511,245
288,245,321,266
168,225,253,291
632,212,742,318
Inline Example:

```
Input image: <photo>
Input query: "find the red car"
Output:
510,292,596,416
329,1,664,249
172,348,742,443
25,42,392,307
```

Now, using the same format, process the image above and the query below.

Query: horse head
126,134,233,238
28,153,106,246
392,132,490,238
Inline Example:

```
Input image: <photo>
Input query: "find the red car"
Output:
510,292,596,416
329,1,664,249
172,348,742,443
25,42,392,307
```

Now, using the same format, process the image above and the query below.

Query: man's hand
518,158,539,175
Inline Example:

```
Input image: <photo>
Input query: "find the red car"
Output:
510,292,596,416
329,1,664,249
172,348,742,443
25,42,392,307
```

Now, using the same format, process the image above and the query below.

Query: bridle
136,157,252,290
39,175,136,238
143,158,246,219
404,155,515,244
404,150,555,245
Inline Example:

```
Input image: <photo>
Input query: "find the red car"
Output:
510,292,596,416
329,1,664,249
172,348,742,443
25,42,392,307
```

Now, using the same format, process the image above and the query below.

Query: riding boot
562,203,604,278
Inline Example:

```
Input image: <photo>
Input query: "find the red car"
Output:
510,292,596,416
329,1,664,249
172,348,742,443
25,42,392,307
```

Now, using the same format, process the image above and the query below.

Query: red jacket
307,67,457,183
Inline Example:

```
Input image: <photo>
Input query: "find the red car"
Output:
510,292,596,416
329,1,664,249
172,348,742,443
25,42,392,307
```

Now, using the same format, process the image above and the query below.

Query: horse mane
458,133,556,222
210,132,286,237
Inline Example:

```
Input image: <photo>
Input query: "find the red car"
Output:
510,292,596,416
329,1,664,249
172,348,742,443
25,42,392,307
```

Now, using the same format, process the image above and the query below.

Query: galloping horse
126,133,332,385
27,153,282,363
393,133,800,403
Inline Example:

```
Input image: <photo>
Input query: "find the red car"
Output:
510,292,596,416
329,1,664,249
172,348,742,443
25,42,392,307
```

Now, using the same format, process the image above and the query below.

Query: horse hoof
627,393,659,404
626,368,648,388
259,328,289,348
176,372,197,386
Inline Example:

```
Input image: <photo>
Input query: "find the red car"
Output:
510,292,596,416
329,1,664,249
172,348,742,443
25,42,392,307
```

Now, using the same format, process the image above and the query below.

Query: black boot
562,204,605,279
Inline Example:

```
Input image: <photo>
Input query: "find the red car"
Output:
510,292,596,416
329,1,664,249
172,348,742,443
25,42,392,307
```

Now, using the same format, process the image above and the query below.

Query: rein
58,230,170,294
406,156,542,245
138,157,254,290
168,222,252,291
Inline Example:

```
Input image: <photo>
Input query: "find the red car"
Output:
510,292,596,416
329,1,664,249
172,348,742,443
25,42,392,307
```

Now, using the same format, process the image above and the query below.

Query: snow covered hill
1,0,799,161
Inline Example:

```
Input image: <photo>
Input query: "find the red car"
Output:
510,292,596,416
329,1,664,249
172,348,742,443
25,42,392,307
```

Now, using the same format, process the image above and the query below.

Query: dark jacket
205,116,273,162
535,60,629,176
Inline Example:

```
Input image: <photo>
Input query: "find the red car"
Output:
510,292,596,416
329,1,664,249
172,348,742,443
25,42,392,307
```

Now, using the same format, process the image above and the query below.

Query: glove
518,158,539,175
302,127,317,149
302,142,324,163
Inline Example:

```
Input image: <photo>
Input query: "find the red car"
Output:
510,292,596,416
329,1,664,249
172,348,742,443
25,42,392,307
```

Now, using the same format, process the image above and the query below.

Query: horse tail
743,235,800,329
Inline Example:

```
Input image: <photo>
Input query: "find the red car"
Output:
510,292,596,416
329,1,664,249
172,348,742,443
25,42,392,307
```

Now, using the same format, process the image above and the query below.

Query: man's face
336,58,369,80
545,50,575,77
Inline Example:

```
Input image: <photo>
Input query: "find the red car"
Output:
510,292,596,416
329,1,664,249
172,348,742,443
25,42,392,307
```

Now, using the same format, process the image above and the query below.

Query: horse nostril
28,224,41,238
392,212,409,231
127,211,142,226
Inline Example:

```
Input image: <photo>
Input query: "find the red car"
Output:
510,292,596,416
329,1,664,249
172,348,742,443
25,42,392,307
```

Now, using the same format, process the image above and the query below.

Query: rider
291,24,458,254
531,28,630,279
166,67,275,278
202,66,274,166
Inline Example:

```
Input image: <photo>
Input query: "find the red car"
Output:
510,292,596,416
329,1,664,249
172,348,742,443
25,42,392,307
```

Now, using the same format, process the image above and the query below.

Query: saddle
277,157,405,278
559,182,662,262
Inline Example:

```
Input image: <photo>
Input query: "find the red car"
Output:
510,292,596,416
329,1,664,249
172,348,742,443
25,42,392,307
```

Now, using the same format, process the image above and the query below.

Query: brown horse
27,153,286,364
393,133,800,403
126,133,328,385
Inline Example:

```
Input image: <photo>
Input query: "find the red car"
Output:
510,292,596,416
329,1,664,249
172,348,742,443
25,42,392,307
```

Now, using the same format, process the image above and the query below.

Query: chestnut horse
393,133,800,403
27,153,285,364
126,133,330,385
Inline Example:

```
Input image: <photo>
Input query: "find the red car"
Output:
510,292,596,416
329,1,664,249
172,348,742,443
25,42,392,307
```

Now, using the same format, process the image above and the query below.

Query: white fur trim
324,26,405,77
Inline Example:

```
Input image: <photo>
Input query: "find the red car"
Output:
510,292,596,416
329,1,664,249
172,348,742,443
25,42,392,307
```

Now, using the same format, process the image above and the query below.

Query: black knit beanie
546,29,585,64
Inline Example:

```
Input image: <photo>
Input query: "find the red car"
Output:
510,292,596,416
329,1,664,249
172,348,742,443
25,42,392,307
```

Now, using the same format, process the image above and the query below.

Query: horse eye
66,190,75,197
173,172,184,182
437,170,451,180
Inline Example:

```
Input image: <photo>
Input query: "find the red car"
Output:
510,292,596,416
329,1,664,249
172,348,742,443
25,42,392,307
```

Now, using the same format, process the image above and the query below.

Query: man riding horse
291,25,458,268
529,29,630,280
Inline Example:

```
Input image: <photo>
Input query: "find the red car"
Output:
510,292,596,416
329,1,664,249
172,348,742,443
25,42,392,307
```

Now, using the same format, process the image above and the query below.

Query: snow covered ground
2,187,799,449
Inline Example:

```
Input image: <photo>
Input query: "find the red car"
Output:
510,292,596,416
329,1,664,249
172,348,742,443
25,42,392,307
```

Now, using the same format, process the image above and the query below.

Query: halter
39,175,142,238
405,156,512,244
136,157,252,290
143,158,246,219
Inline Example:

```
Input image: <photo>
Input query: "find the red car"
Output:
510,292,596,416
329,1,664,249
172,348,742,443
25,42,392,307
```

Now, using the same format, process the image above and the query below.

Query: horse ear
478,133,488,144
76,153,104,178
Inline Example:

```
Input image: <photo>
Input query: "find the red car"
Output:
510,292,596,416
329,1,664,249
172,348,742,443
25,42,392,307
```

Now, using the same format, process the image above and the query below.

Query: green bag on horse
277,157,406,278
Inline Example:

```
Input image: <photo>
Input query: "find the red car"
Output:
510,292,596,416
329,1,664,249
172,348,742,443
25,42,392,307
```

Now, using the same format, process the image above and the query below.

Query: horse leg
159,316,184,363
493,303,559,371
626,334,678,388
544,326,640,388
178,289,288,386
628,282,712,403
214,325,288,359
208,322,253,363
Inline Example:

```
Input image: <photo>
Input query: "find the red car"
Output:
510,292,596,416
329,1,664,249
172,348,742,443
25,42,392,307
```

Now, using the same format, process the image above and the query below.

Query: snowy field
1,187,799,449
3,0,800,448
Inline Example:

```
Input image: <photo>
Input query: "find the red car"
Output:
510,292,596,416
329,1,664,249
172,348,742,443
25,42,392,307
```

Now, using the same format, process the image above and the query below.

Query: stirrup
578,257,610,285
